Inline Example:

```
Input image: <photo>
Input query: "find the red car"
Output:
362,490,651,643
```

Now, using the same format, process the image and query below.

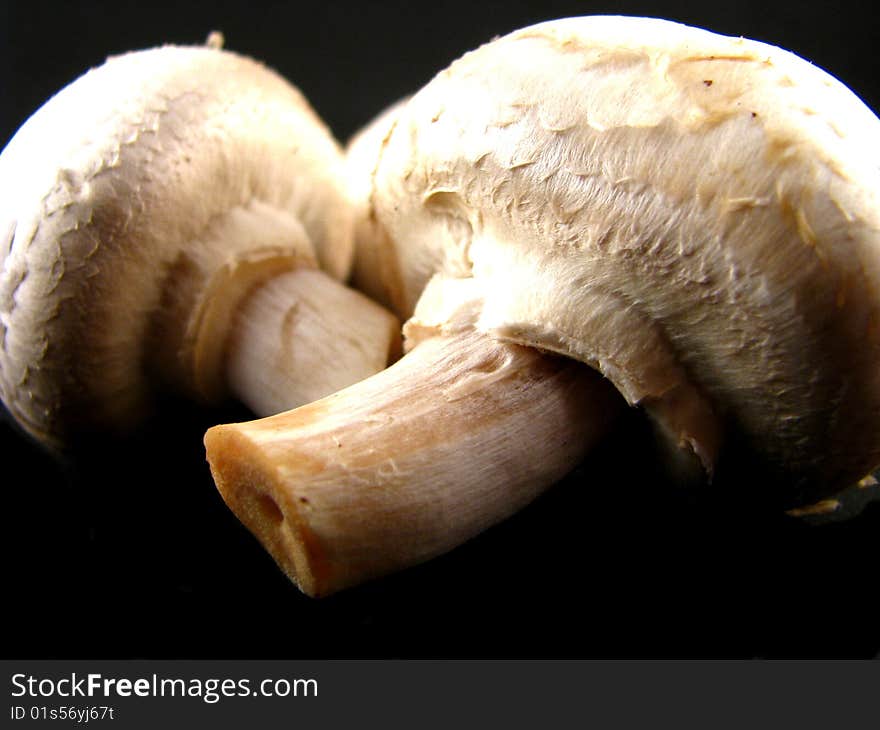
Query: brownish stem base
205,330,623,597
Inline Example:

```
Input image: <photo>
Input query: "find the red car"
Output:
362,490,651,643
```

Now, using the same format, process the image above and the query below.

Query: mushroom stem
225,268,401,416
144,200,401,420
204,329,623,597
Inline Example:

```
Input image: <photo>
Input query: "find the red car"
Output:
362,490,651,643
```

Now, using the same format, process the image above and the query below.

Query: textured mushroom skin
0,46,353,444
356,16,880,499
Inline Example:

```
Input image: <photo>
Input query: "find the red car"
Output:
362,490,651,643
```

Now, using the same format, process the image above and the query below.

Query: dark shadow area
5,395,879,659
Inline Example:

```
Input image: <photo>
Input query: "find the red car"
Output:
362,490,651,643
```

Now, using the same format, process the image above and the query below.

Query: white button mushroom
205,17,880,596
0,41,399,448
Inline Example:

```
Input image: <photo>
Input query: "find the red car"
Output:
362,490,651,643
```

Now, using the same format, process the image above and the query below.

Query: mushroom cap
352,16,880,500
0,44,353,446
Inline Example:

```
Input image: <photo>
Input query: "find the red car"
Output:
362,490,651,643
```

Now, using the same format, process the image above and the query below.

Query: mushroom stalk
225,268,400,416
205,329,623,597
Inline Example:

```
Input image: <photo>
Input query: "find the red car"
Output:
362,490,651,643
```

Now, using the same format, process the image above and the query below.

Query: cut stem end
206,330,623,596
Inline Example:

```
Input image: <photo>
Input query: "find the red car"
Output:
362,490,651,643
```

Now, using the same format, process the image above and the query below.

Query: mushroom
0,40,399,449
205,16,880,596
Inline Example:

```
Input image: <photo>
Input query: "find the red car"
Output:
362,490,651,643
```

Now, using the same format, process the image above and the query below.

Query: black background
2,0,879,659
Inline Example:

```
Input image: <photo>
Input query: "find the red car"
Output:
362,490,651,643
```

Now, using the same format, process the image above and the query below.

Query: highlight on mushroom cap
355,15,880,500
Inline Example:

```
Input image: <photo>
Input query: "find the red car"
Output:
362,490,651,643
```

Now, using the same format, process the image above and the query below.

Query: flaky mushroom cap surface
0,45,353,445
355,16,880,499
